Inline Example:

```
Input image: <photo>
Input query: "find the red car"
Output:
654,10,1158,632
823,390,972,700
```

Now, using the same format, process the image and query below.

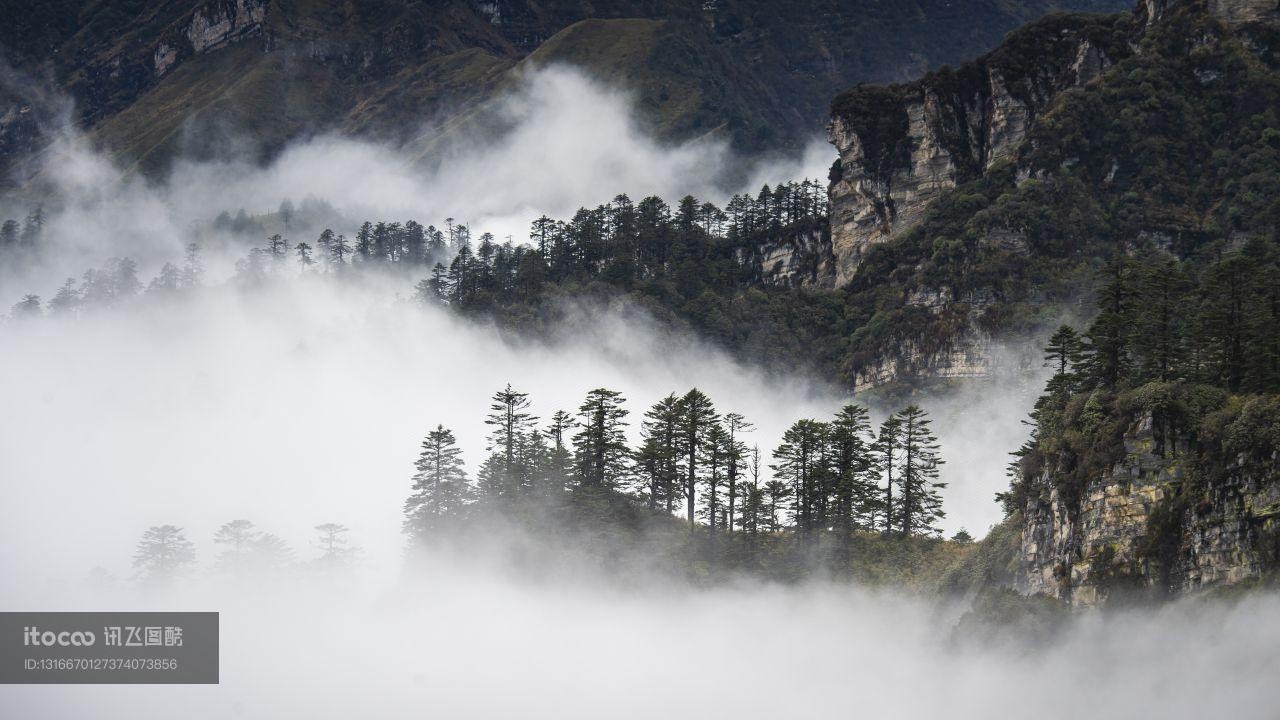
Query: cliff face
826,15,1121,288
821,0,1280,393
750,224,836,288
1020,412,1280,605
1142,0,1280,26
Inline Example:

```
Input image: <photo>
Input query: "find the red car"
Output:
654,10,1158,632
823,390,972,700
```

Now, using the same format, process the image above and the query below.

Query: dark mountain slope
0,0,1131,182
823,0,1280,389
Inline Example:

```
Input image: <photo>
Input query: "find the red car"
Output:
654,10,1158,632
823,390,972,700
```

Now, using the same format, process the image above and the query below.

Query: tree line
128,520,358,584
5,180,825,321
1004,242,1280,516
1024,245,1280,406
402,384,947,542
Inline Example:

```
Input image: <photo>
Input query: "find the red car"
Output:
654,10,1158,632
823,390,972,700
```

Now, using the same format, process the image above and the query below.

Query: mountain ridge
0,0,1133,184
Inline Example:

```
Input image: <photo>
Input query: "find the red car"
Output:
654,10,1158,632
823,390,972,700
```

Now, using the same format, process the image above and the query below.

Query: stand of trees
6,183,829,358
1004,243,1280,519
402,384,947,543
129,520,356,584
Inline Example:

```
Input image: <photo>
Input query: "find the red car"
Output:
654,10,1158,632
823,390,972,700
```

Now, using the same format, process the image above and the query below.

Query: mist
1,65,833,295
3,60,1276,720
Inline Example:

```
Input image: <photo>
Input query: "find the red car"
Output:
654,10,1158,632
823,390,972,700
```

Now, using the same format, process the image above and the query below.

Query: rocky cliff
821,0,1280,392
1020,407,1280,605
826,14,1123,288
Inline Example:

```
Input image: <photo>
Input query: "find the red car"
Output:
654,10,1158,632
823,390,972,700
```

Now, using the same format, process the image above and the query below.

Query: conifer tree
894,406,945,536
771,419,827,532
1044,325,1085,380
48,279,78,315
829,404,876,533
572,389,630,488
698,422,729,531
404,425,470,537
678,389,718,528
722,412,753,533
0,219,18,250
313,523,356,568
354,222,374,261
873,414,903,533
483,384,536,497
132,525,195,583
112,257,142,298
181,242,204,287
148,263,181,293
265,234,289,263
10,294,41,319
543,411,576,496
639,394,683,511
20,206,44,248
328,233,351,266
1133,258,1192,382
213,519,258,572
1200,254,1257,392
763,480,791,533
1083,256,1137,387
295,242,315,268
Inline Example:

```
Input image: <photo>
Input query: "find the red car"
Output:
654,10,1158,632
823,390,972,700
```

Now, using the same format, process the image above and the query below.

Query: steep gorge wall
820,0,1280,391
1020,412,1280,605
825,15,1120,288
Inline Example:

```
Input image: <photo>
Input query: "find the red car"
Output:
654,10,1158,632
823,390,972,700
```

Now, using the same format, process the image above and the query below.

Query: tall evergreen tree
873,414,903,533
1200,254,1257,392
771,419,828,532
181,242,204,287
132,525,195,583
828,404,876,534
639,394,683,511
404,425,471,538
543,410,576,496
482,384,537,497
678,389,718,528
1083,256,1138,387
1133,258,1192,382
894,406,945,536
313,523,356,568
572,389,630,488
722,412,753,533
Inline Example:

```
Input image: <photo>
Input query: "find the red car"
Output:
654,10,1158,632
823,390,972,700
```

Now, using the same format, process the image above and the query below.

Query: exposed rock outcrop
185,0,267,54
826,15,1122,288
747,223,836,288
1020,412,1280,605
1142,0,1280,26
822,0,1280,393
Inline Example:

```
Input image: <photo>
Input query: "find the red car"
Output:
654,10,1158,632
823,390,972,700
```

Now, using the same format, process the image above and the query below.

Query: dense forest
4,180,858,383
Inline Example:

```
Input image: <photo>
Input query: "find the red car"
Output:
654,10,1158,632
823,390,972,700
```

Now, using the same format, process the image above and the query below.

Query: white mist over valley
2,54,1278,720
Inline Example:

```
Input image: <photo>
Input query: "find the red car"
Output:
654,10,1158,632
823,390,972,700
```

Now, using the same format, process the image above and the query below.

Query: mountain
0,0,1131,182
819,0,1280,390
815,0,1280,603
